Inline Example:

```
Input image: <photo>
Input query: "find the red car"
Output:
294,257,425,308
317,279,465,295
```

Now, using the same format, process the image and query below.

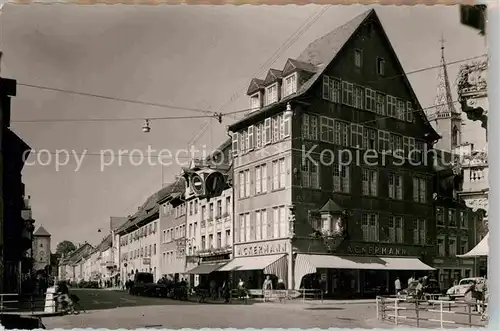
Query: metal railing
376,295,488,328
0,293,46,315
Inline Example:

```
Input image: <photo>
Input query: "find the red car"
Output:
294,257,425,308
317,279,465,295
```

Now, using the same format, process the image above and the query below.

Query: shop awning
458,233,488,257
294,254,435,290
218,254,287,280
185,262,227,275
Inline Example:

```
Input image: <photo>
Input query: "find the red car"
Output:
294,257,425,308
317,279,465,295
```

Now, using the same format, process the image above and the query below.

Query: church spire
431,34,459,120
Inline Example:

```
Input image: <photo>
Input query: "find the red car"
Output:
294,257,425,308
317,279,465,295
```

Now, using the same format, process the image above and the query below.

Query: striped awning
218,254,288,281
294,254,435,290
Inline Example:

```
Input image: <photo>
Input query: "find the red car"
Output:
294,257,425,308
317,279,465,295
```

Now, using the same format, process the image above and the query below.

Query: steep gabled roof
282,58,317,77
34,226,50,237
262,68,283,86
319,199,343,213
247,78,265,96
229,9,439,141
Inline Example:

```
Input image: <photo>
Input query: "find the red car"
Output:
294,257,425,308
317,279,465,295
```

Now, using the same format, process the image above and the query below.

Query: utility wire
11,53,485,124
21,98,463,162
186,6,331,148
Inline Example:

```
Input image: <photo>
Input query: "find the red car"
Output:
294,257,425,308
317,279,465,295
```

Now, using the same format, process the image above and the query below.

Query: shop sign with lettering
346,244,408,256
235,240,288,257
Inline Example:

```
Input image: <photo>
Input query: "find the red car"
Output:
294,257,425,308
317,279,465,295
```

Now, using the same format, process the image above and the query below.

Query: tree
56,240,76,257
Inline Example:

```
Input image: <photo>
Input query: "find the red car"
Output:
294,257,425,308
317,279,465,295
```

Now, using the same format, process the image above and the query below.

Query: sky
0,4,486,248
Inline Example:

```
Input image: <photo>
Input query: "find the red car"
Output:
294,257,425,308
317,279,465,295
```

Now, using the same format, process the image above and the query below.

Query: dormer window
265,83,278,106
283,73,297,97
250,93,261,111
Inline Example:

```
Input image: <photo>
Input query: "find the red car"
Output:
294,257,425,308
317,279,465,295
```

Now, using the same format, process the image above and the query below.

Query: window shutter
248,126,254,150
232,132,239,156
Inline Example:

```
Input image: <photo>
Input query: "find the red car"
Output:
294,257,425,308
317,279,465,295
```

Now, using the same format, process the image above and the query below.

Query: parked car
446,277,484,300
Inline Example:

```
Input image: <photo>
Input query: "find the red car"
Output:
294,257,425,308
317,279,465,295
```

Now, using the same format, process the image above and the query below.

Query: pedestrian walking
262,275,273,302
238,278,248,304
394,277,401,296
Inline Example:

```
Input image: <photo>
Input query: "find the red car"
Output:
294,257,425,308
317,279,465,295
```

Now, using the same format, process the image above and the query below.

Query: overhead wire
10,53,486,124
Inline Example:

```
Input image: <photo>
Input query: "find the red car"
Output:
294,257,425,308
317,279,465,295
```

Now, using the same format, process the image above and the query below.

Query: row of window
200,196,232,221
161,251,176,267
437,235,469,257
238,157,291,199
200,230,232,250
250,72,298,111
322,75,414,123
436,207,469,228
232,112,291,156
161,224,186,244
302,113,426,161
121,244,157,261
120,222,158,246
236,205,289,244
162,203,187,219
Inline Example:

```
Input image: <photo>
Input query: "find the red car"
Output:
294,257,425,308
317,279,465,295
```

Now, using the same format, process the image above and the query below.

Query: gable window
389,216,404,243
388,173,403,200
437,235,445,256
406,101,414,122
342,81,354,106
302,114,318,140
378,130,390,153
265,84,278,106
350,124,363,148
376,92,386,115
333,163,350,193
448,209,456,227
301,158,319,189
436,207,444,226
365,88,376,111
362,168,378,196
413,177,427,203
413,219,427,245
284,73,297,97
250,93,261,111
460,211,468,228
377,57,385,76
354,49,363,68
353,85,364,109
320,116,335,143
363,127,377,150
387,95,397,117
361,213,379,241
335,121,350,146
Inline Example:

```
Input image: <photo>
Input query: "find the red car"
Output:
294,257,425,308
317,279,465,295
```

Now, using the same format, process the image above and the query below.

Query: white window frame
264,118,271,145
244,169,250,198
255,165,262,195
265,83,278,106
378,130,390,153
302,114,318,140
256,124,262,148
387,95,397,117
247,126,254,151
350,123,363,148
342,81,354,106
330,77,341,103
335,120,350,146
397,99,406,120
250,93,260,111
284,73,297,97
320,116,335,143
302,158,319,189
363,127,377,150
365,88,376,112
353,85,364,109
232,132,239,157
376,92,386,115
